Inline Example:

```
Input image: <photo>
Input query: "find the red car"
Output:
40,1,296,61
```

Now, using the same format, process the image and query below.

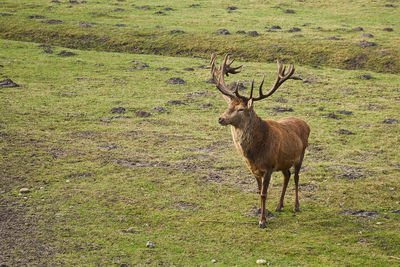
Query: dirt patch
183,67,194,71
381,118,399,124
66,172,93,179
357,40,377,48
214,28,230,35
169,30,185,34
343,54,368,70
41,19,63,24
166,100,185,106
340,210,382,218
228,81,247,91
57,50,77,57
322,112,340,119
156,67,169,71
110,107,126,114
172,201,200,210
352,27,364,31
0,79,20,88
135,111,151,118
0,13,13,16
243,207,275,218
286,27,301,33
28,15,46,19
284,9,295,14
166,77,186,85
271,106,294,113
151,106,166,113
0,200,58,265
383,27,394,32
333,165,366,180
335,129,355,135
247,31,259,37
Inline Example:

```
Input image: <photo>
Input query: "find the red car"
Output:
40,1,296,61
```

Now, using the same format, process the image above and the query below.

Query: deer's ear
247,98,254,109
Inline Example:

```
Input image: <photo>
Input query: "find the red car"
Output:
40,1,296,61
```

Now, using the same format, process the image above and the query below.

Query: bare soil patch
0,79,20,88
340,210,382,218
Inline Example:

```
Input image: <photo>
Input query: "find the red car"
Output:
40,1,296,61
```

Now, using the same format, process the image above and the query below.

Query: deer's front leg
259,170,272,229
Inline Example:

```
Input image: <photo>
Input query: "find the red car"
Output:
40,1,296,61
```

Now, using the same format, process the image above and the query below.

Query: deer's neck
230,111,266,155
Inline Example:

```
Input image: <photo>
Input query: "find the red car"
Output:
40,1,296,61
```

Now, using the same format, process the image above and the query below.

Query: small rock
384,4,396,8
66,179,70,183
110,107,126,114
236,30,246,34
256,259,267,264
19,188,30,193
135,111,151,118
1,190,5,194
376,222,383,225
39,187,45,190
382,27,394,32
211,259,217,263
284,9,295,14
227,6,237,11
166,77,186,85
146,241,153,248
214,28,230,35
270,25,281,30
42,49,53,54
183,67,194,71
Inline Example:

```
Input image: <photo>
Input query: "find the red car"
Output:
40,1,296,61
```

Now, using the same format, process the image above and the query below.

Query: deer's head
210,53,298,128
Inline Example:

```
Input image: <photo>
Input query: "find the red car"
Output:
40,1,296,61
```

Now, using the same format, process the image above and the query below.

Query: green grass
1,39,399,266
1,0,400,73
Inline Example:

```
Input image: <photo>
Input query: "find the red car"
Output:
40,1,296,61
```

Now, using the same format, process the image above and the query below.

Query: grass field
1,1,400,266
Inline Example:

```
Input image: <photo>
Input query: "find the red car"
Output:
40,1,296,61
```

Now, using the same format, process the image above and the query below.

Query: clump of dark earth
335,129,355,135
326,36,340,40
186,91,216,97
133,5,151,10
292,34,304,38
236,30,246,34
271,25,282,30
51,0,60,3
69,0,79,4
154,11,166,15
322,112,340,119
284,9,295,13
114,24,126,27
227,6,238,11
183,67,194,71
42,48,53,54
57,50,77,56
166,77,186,85
336,110,353,115
214,28,230,35
79,22,92,28
392,210,400,214
340,210,382,218
275,97,288,103
358,40,377,48
383,27,394,32
352,27,363,31
384,4,397,8
335,167,364,179
199,103,213,109
189,4,200,8
272,107,294,113
28,15,46,19
361,33,374,38
166,100,185,106
197,65,208,69
243,207,275,218
164,7,174,11
286,27,301,33
41,19,63,24
156,67,169,71
359,74,372,80
169,29,185,34
110,107,126,114
155,25,163,29
228,81,247,91
151,106,166,113
0,78,20,88
135,111,151,118
113,8,125,12
247,31,259,37
381,118,399,124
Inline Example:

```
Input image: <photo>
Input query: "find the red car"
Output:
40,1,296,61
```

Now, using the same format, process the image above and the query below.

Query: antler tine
249,79,255,99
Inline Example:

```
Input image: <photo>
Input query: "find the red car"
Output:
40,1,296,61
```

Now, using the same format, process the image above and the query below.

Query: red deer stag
210,53,310,228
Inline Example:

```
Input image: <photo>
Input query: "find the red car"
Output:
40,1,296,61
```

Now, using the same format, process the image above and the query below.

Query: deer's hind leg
293,149,305,212
275,169,291,212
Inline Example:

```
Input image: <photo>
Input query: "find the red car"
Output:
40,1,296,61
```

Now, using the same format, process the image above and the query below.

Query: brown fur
218,97,310,228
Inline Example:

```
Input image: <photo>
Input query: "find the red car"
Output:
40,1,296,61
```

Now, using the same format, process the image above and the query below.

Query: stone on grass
256,259,267,264
110,107,126,114
146,241,154,248
166,77,186,85
214,28,230,35
19,188,30,193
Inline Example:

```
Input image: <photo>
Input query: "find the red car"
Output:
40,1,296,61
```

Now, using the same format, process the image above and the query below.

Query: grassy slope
1,39,399,266
1,0,400,73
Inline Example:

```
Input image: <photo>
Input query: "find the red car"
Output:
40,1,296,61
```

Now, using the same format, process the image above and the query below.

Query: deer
210,53,310,228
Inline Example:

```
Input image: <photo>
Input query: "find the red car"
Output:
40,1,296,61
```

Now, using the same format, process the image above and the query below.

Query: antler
250,61,298,101
210,53,246,100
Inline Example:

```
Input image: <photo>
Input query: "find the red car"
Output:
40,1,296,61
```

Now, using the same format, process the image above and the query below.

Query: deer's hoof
259,221,266,229
293,207,300,213
275,205,283,212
